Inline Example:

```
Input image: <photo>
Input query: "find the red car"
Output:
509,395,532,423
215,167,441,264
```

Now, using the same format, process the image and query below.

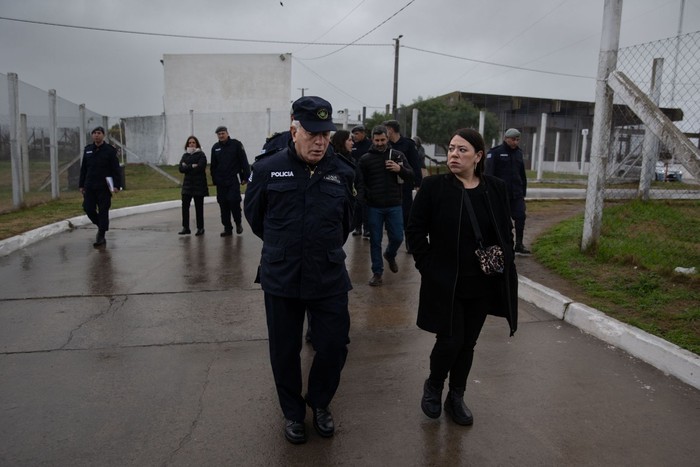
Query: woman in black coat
406,128,518,426
178,136,209,235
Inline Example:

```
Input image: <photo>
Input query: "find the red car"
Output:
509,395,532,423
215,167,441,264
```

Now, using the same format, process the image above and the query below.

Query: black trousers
181,194,204,230
216,184,242,230
82,188,112,232
352,199,367,232
428,295,489,389
510,197,527,244
264,292,350,422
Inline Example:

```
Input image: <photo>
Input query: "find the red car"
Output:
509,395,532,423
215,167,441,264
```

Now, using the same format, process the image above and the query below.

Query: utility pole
298,87,309,97
392,35,403,118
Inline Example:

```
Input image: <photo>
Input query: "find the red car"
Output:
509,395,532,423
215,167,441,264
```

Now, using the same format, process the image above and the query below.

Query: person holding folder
79,126,122,247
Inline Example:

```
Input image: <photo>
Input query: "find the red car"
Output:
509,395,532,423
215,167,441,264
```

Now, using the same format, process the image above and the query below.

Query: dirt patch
516,200,588,302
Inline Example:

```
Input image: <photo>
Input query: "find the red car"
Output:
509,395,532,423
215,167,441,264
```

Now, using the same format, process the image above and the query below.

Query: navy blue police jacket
244,144,355,300
485,142,527,200
79,142,121,190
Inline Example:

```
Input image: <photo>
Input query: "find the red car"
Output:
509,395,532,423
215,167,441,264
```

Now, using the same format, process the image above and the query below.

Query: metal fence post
582,0,622,252
20,113,29,192
8,73,24,208
49,90,59,199
580,129,589,175
536,113,547,181
553,131,561,174
411,108,419,138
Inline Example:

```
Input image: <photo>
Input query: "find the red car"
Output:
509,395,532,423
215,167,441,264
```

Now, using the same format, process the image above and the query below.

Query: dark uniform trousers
83,187,112,231
216,183,242,230
264,292,350,422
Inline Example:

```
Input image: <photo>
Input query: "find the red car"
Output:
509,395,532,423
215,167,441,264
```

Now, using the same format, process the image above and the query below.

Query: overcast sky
1,0,699,120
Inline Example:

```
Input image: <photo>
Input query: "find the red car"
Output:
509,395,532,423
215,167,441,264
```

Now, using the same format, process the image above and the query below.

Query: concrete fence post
582,0,622,252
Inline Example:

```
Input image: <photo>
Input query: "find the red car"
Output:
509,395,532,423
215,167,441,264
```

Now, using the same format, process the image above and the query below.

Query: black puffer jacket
357,145,414,208
179,150,209,197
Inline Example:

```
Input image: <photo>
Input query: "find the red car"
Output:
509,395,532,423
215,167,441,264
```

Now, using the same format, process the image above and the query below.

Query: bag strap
461,188,484,247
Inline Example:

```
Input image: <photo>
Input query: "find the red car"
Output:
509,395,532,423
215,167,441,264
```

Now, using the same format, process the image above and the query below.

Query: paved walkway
1,204,699,466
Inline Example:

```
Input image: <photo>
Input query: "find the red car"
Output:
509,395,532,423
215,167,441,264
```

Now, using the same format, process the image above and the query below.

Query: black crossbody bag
462,188,505,275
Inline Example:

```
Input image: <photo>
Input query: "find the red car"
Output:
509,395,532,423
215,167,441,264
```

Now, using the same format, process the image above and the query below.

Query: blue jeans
367,205,404,274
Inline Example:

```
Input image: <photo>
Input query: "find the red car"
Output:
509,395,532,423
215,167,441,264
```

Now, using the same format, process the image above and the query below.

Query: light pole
298,87,309,97
392,34,403,119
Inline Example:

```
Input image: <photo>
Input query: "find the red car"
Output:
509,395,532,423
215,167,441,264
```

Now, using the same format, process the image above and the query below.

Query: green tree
403,97,500,153
363,111,393,134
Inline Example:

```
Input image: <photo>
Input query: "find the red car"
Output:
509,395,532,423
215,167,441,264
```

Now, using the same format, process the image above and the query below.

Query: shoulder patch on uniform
255,146,284,161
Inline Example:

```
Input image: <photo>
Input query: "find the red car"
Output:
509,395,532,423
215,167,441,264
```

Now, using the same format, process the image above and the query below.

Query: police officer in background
210,126,250,236
79,126,122,248
244,96,355,445
486,128,531,254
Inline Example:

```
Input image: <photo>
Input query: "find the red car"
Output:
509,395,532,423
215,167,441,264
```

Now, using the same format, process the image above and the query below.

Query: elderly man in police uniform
244,96,355,445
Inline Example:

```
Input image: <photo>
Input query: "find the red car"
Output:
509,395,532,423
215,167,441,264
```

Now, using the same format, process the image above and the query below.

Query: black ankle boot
93,230,106,247
421,379,443,419
444,387,473,425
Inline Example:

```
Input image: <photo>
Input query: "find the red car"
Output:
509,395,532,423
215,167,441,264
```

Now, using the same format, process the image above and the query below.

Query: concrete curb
1,201,698,390
518,276,700,390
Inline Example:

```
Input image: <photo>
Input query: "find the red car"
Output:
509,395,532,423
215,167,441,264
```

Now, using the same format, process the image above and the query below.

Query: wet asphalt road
1,205,699,466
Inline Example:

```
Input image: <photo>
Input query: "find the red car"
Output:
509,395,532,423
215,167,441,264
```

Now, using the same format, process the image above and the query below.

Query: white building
124,53,293,165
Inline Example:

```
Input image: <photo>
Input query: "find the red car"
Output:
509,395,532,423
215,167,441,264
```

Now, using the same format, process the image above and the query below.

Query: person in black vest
244,96,355,445
210,126,250,236
79,126,122,248
356,125,414,286
178,136,209,236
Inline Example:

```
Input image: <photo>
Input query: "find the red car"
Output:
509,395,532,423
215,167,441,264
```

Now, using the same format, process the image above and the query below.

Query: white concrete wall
162,53,292,164
122,115,166,164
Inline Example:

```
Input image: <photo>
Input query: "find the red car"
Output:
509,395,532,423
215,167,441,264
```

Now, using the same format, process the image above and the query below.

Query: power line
402,45,595,80
0,15,387,47
298,0,416,60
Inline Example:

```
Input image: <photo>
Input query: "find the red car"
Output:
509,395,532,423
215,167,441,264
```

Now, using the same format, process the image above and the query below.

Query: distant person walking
79,126,122,248
407,128,518,426
178,136,209,236
244,96,355,445
383,120,422,252
357,125,414,286
210,126,250,237
350,125,371,237
485,128,530,254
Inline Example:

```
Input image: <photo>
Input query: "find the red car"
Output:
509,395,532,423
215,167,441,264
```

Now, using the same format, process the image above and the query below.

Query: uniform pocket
262,244,285,263
327,248,347,264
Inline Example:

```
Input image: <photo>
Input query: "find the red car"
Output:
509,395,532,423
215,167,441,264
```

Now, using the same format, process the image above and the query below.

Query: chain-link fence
0,72,106,213
605,31,700,200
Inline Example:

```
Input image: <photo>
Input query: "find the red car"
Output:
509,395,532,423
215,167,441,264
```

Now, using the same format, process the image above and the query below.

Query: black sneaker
515,244,532,255
352,228,362,236
383,252,398,273
368,273,383,286
235,223,244,234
